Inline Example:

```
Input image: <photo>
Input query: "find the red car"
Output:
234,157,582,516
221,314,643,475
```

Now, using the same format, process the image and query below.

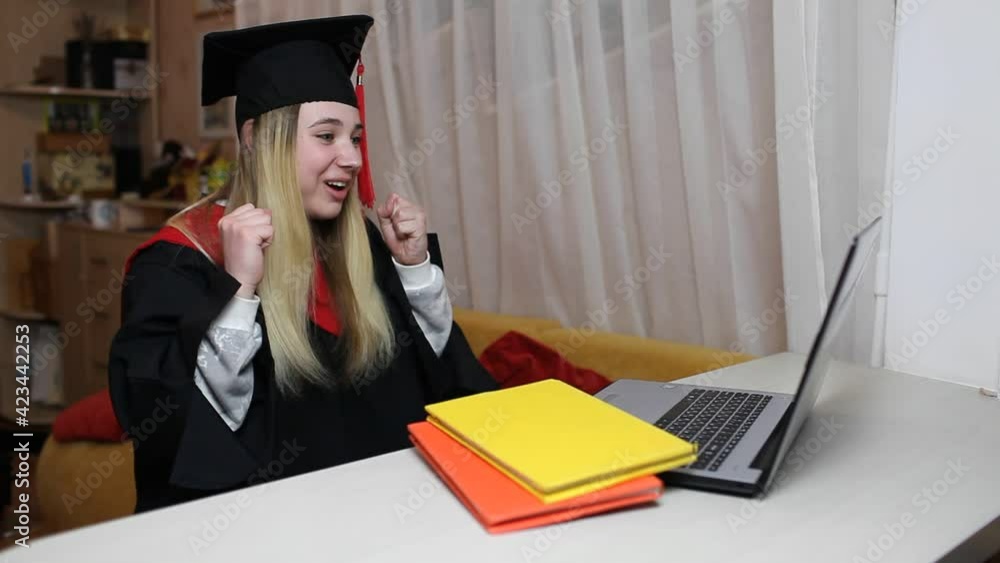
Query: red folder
407,421,664,534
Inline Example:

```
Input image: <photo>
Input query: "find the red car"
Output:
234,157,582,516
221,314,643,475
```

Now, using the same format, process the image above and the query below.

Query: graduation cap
201,15,377,207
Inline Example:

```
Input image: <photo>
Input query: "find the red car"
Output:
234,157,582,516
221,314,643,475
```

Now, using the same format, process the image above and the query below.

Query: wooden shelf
119,198,189,210
0,308,57,324
0,84,149,101
0,198,82,211
0,198,190,212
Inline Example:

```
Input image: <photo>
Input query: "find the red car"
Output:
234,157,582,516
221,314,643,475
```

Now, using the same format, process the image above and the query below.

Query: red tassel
356,59,375,209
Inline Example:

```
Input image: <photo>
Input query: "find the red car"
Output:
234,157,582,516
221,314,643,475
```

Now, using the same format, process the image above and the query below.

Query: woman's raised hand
376,193,428,266
219,203,274,299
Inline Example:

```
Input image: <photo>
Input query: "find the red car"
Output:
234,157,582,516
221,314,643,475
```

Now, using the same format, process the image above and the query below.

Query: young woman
108,15,497,512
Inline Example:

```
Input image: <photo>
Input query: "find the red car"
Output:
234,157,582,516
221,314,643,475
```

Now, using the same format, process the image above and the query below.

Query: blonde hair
167,104,396,395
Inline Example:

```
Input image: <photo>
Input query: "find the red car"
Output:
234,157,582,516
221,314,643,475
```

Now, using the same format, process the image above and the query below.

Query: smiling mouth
325,180,349,192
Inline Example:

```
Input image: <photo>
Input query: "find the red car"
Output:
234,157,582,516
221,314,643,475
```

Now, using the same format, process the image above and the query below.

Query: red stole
122,202,341,335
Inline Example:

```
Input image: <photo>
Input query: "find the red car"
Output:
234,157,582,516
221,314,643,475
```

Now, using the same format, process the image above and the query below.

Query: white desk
6,353,1000,562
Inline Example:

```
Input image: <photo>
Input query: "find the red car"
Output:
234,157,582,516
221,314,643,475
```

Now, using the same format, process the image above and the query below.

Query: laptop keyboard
653,389,771,472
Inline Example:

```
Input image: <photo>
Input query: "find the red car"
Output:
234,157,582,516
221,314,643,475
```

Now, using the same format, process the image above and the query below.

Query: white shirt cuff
214,294,260,331
392,252,434,289
391,251,452,356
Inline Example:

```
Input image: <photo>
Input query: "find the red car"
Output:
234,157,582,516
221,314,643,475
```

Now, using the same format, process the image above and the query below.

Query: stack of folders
407,379,698,533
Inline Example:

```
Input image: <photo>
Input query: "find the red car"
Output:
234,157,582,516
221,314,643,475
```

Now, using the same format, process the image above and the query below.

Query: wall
156,1,236,160
884,0,1000,390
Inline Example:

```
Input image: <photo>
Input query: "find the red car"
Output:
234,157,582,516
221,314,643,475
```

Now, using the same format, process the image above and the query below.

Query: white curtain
232,0,891,362
773,0,898,365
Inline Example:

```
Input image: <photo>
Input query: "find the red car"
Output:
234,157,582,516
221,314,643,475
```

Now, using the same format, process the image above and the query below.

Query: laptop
595,216,882,497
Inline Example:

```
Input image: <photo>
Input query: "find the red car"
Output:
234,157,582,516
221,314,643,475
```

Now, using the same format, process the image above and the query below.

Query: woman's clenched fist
219,203,273,298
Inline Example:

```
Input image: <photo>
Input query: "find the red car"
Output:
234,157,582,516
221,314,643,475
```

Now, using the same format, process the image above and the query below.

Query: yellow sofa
34,307,755,536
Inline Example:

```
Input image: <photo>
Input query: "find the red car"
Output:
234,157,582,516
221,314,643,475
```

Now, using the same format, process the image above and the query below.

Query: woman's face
296,101,363,220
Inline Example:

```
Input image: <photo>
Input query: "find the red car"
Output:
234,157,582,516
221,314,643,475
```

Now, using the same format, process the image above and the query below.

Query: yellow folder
425,379,698,503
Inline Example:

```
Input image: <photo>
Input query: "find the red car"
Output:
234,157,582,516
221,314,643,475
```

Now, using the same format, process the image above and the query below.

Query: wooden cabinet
54,225,86,405
53,224,150,405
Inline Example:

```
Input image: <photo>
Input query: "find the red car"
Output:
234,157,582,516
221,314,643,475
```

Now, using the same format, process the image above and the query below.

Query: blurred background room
0,0,996,548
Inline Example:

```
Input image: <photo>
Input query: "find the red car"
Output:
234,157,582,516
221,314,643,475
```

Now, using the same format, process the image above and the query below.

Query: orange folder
408,421,664,534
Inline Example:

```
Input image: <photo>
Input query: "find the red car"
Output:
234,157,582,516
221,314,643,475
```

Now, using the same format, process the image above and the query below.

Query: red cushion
479,331,612,395
52,389,125,442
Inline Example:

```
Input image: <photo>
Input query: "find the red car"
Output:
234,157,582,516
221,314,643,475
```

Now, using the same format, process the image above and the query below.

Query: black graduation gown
108,219,498,513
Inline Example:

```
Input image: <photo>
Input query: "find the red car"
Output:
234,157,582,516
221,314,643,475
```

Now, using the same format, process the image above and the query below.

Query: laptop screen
762,216,882,491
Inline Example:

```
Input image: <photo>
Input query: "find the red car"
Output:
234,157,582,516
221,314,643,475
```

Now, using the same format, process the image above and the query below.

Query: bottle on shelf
21,148,36,201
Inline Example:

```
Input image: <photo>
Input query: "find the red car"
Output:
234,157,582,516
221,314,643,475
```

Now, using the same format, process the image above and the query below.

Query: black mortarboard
200,15,377,207
201,14,373,132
